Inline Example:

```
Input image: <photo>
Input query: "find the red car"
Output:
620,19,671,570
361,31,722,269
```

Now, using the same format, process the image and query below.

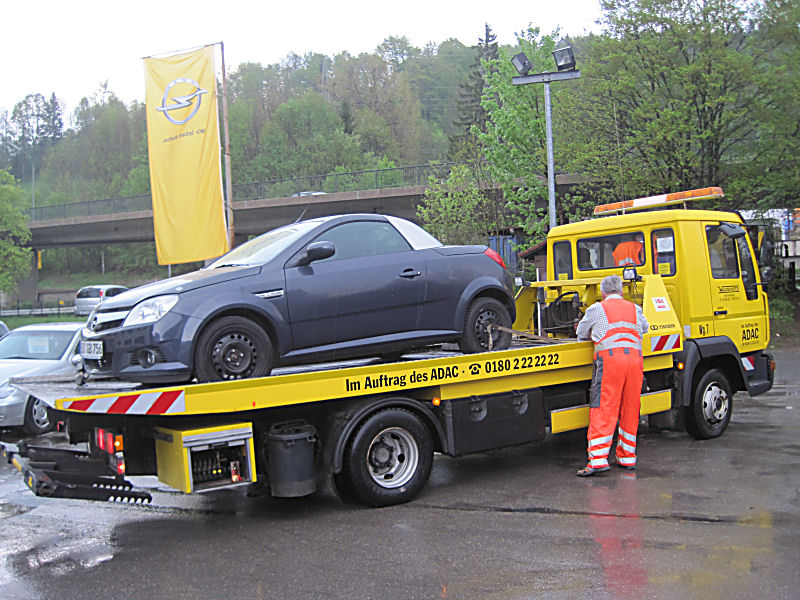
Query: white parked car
74,285,128,316
0,322,83,434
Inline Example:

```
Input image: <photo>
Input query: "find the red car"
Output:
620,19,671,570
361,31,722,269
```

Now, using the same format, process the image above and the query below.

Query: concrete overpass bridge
29,164,450,248
29,163,575,248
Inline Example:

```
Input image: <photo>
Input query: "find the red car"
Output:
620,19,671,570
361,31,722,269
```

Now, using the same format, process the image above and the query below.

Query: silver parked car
0,322,83,434
74,285,128,316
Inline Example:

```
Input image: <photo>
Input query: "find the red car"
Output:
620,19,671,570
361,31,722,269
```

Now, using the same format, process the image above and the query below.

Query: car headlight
0,383,16,399
122,295,179,327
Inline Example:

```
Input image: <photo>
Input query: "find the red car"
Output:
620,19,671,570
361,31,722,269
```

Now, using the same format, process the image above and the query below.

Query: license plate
80,340,103,359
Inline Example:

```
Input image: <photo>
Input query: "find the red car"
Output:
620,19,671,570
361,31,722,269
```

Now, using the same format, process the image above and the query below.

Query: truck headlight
122,295,179,327
0,383,16,399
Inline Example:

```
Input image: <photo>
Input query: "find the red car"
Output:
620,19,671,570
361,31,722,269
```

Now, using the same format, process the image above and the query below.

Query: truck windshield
207,219,330,268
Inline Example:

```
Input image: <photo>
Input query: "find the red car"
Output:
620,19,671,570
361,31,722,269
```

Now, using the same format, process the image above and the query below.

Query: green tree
417,164,492,244
478,27,561,239
451,24,499,160
0,170,32,293
560,0,788,210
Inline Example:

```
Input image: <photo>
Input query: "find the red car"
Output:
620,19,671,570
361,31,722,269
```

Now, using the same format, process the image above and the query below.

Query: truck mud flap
2,442,151,504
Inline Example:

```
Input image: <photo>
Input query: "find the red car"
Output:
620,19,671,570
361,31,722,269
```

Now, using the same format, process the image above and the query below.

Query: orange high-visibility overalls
612,241,644,266
586,298,644,470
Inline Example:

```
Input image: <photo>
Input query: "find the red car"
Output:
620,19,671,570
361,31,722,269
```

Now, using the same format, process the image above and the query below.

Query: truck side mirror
759,265,773,284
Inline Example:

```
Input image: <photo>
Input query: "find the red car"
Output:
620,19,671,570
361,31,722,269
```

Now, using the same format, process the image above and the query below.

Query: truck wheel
458,297,512,353
684,368,733,439
337,408,433,507
194,316,273,382
23,396,54,435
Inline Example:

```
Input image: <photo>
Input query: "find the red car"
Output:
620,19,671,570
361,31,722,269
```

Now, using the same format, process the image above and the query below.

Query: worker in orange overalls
612,236,644,267
575,275,649,476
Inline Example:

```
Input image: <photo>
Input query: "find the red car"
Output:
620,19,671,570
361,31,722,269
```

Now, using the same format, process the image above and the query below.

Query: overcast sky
1,0,604,120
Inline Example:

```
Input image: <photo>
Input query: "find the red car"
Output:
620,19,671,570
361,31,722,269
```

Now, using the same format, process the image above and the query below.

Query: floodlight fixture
552,46,576,71
511,52,532,76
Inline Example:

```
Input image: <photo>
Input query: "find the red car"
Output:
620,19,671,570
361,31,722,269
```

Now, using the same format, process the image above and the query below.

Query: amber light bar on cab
594,187,724,215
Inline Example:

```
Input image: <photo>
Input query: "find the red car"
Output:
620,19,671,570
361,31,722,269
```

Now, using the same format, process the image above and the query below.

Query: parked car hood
97,265,261,310
0,359,66,384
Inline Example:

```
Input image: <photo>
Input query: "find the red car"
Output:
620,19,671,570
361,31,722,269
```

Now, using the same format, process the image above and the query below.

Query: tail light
484,248,507,269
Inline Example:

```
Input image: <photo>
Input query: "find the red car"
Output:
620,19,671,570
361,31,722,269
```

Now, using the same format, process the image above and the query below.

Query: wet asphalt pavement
1,348,798,600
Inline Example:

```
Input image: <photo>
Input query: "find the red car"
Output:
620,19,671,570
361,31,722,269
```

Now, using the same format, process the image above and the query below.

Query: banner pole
219,41,235,249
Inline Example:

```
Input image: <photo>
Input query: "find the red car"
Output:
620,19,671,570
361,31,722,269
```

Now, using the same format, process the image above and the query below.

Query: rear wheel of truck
684,368,733,439
336,408,433,507
458,297,512,353
194,316,273,382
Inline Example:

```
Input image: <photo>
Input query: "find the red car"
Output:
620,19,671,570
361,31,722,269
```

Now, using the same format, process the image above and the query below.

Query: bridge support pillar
233,233,249,249
15,249,39,304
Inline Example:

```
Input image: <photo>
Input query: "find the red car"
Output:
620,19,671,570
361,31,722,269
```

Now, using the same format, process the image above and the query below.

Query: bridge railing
29,162,455,222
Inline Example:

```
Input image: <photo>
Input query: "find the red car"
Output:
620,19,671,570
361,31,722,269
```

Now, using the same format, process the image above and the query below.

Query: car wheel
458,297,512,353
194,316,273,382
684,368,733,439
23,397,54,435
335,408,433,507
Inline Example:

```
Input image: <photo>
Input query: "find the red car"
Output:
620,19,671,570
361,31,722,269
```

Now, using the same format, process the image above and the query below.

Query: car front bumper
0,389,28,428
81,312,199,384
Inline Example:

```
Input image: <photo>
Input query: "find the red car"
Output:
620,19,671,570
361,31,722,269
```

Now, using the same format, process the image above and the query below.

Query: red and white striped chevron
741,356,755,371
63,390,185,415
649,334,681,352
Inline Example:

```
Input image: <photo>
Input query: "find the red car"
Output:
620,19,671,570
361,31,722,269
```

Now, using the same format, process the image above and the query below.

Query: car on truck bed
80,214,515,384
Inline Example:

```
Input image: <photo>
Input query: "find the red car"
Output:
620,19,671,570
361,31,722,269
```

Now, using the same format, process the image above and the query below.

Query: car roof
12,322,85,333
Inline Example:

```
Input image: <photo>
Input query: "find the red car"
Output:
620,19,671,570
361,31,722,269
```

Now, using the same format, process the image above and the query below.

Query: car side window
651,228,676,277
553,241,573,280
577,231,646,270
311,221,412,262
736,236,759,300
706,225,740,279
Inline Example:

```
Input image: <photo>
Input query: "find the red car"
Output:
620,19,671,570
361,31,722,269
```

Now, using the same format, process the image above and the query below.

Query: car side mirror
759,265,773,284
298,241,335,266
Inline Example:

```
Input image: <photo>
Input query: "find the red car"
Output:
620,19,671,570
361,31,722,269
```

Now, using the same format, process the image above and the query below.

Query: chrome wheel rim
366,427,419,489
701,382,729,424
30,398,50,430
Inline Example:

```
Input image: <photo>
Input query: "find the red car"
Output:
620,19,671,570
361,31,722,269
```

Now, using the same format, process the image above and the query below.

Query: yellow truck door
703,222,767,352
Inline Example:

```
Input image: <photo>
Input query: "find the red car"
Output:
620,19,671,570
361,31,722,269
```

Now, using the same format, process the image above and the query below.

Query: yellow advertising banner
144,45,228,264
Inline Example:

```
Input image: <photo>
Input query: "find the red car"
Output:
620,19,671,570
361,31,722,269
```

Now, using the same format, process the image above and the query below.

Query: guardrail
28,162,455,222
0,306,77,318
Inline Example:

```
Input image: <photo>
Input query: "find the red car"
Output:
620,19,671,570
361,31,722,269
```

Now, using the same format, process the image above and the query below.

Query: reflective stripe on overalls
586,298,644,470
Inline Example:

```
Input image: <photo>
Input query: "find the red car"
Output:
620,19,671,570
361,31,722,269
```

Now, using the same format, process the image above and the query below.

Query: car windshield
0,330,75,360
206,220,326,268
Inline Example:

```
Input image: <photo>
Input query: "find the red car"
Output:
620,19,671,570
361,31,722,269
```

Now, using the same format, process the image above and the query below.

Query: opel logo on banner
156,77,208,125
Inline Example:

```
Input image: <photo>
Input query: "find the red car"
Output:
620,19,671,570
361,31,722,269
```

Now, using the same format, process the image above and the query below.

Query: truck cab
515,187,775,438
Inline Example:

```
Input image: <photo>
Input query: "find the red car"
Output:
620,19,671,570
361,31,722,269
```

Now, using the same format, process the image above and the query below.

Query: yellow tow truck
1,187,775,507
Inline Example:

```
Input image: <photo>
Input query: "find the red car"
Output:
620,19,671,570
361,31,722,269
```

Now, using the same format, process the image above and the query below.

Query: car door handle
714,309,728,315
399,268,422,279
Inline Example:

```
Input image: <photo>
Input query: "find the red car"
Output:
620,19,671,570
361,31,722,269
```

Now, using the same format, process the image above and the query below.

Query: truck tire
458,297,512,353
684,368,733,439
23,396,54,435
336,408,433,507
194,316,273,382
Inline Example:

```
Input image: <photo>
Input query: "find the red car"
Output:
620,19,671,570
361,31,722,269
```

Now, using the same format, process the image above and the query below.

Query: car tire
336,408,433,507
194,316,273,382
458,297,512,353
684,368,733,439
23,396,54,435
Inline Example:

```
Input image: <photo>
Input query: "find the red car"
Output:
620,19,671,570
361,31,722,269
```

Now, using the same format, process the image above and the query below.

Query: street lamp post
511,47,580,230
6,139,35,213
